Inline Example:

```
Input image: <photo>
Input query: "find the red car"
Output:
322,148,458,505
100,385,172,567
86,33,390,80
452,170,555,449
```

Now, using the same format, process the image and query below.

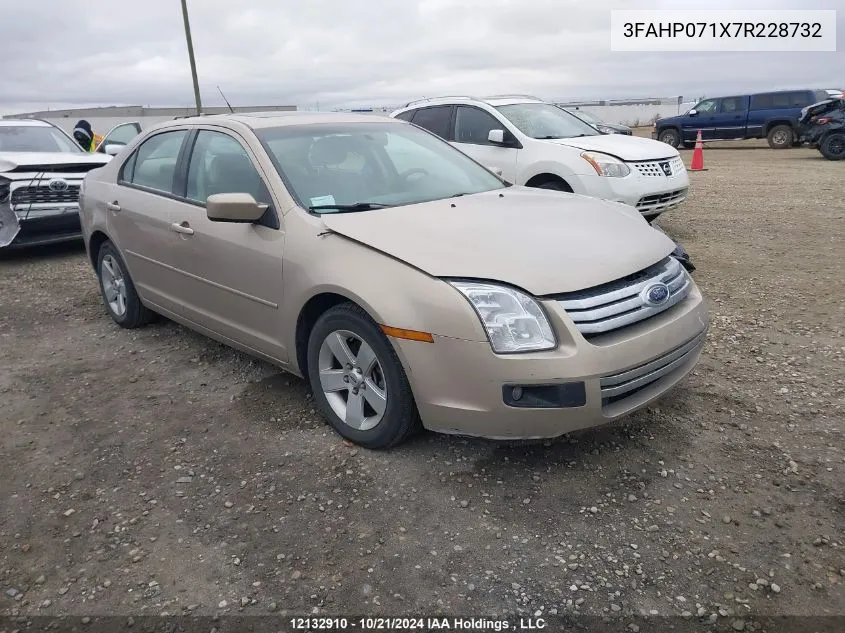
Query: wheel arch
764,119,796,135
88,229,111,269
524,173,574,192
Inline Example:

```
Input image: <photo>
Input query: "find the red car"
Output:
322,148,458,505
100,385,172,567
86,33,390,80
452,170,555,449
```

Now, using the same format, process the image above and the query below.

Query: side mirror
488,129,506,144
206,192,268,223
104,144,123,156
688,109,698,116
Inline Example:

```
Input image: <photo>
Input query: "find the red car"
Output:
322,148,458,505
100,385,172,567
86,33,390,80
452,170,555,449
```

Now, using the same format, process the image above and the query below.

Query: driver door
95,122,142,154
682,99,719,142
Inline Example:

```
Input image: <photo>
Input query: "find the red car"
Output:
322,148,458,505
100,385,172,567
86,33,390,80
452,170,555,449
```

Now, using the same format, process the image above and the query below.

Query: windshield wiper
308,202,392,213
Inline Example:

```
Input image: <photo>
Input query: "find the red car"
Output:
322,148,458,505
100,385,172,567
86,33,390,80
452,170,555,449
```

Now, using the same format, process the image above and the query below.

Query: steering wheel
398,167,429,181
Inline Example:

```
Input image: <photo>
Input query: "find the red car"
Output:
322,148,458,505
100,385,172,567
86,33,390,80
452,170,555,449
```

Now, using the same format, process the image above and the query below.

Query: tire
306,303,421,449
658,128,681,148
819,132,845,160
96,241,154,329
767,124,793,149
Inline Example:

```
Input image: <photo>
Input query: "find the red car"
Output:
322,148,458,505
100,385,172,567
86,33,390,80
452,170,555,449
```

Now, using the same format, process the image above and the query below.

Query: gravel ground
1,143,843,627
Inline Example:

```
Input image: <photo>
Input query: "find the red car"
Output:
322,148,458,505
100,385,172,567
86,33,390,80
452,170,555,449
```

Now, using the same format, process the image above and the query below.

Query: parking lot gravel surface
1,143,843,626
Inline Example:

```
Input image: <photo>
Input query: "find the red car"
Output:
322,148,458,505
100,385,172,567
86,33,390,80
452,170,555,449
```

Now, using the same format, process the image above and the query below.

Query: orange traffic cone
689,130,707,171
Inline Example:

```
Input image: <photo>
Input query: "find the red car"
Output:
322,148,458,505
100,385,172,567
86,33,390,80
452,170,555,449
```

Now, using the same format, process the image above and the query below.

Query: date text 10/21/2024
289,617,548,631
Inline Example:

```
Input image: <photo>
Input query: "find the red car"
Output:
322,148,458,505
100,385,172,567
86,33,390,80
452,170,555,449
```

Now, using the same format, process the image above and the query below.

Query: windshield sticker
310,195,336,207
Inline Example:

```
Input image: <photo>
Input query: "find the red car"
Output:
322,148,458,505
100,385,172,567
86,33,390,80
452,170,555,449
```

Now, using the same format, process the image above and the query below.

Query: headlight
581,151,631,177
450,281,556,354
596,125,617,135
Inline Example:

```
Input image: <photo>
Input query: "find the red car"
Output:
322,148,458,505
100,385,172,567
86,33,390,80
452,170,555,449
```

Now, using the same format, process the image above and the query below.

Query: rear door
714,96,749,139
107,128,190,315
682,98,719,141
168,128,287,362
96,122,142,153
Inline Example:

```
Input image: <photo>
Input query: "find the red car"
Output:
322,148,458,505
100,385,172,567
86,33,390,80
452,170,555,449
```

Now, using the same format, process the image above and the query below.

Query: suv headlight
596,124,617,135
581,151,631,177
450,281,556,353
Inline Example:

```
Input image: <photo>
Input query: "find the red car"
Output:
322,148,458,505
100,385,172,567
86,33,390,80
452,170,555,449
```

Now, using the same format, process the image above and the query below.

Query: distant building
3,104,297,135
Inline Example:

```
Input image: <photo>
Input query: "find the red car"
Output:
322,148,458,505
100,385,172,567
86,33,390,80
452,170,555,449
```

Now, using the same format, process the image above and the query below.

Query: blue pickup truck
653,89,834,149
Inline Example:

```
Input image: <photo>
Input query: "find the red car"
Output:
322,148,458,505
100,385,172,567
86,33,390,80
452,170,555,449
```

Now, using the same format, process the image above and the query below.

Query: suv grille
556,256,691,337
11,184,80,206
633,157,685,177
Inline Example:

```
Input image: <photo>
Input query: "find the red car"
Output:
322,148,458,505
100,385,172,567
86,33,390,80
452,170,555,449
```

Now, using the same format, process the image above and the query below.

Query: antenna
217,86,234,113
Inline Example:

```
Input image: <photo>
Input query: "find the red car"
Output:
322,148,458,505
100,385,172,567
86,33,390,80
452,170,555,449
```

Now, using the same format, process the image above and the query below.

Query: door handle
106,201,121,212
170,222,194,235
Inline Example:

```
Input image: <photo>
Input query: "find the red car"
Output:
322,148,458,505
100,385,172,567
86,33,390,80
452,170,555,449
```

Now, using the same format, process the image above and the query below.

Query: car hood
0,152,111,172
320,187,676,296
545,134,677,161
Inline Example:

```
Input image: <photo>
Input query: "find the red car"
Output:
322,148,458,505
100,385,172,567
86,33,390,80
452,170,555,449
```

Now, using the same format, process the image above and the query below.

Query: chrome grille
635,188,688,213
11,184,80,206
557,256,691,336
633,157,685,177
600,329,707,406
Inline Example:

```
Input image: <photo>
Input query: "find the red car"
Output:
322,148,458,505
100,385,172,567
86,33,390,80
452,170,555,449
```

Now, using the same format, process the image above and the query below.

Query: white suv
391,96,690,221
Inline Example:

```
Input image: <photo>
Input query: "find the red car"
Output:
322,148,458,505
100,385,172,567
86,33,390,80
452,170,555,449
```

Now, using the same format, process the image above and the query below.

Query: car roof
0,118,53,127
393,95,546,112
163,110,398,130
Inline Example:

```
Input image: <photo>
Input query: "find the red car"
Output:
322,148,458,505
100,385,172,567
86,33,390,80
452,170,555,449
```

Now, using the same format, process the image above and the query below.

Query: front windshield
256,121,506,212
495,103,600,139
570,109,600,124
0,125,83,153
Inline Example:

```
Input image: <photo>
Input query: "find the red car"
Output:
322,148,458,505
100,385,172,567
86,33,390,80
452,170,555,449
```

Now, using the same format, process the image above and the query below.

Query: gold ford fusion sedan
78,112,709,449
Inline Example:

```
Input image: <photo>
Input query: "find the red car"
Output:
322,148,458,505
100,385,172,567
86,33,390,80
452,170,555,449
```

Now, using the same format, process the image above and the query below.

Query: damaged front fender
0,203,21,248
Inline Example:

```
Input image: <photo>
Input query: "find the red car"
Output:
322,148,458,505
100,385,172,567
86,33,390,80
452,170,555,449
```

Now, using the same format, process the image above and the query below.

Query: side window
720,97,744,113
772,93,791,108
454,106,503,145
125,130,187,193
410,106,452,139
97,122,142,153
750,93,774,110
394,111,415,122
186,130,270,205
789,91,812,107
695,99,718,114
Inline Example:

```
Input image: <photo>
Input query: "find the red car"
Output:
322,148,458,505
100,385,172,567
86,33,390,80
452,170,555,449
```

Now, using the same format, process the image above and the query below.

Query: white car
391,96,690,221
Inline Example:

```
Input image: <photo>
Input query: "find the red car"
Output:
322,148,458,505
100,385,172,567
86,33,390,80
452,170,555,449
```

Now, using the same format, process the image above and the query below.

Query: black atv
797,98,845,160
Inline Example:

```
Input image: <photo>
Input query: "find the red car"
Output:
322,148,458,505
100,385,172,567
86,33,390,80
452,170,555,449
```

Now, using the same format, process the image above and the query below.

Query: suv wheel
767,124,794,149
96,241,154,328
658,128,680,148
307,303,421,449
819,132,845,160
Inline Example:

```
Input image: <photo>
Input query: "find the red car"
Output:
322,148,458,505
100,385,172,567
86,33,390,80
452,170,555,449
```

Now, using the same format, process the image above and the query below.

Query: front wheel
307,303,421,449
819,132,845,160
658,128,680,148
767,124,794,149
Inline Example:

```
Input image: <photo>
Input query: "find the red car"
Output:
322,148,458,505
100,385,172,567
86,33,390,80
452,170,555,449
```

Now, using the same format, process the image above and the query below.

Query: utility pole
180,0,202,115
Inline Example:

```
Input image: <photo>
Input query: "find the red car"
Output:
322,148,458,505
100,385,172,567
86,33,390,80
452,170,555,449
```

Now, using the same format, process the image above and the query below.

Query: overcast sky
0,0,841,114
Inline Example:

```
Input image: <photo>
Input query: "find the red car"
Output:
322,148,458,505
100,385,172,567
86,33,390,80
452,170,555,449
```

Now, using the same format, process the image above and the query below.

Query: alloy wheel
101,254,127,317
317,330,388,431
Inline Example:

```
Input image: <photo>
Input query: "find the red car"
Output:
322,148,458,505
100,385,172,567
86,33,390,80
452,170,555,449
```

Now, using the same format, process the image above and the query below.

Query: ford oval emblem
642,282,670,307
48,179,69,192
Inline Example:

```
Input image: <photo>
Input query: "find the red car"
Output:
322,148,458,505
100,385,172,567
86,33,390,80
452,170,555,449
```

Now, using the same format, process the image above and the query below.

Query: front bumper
0,207,82,249
394,284,709,440
567,159,690,220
